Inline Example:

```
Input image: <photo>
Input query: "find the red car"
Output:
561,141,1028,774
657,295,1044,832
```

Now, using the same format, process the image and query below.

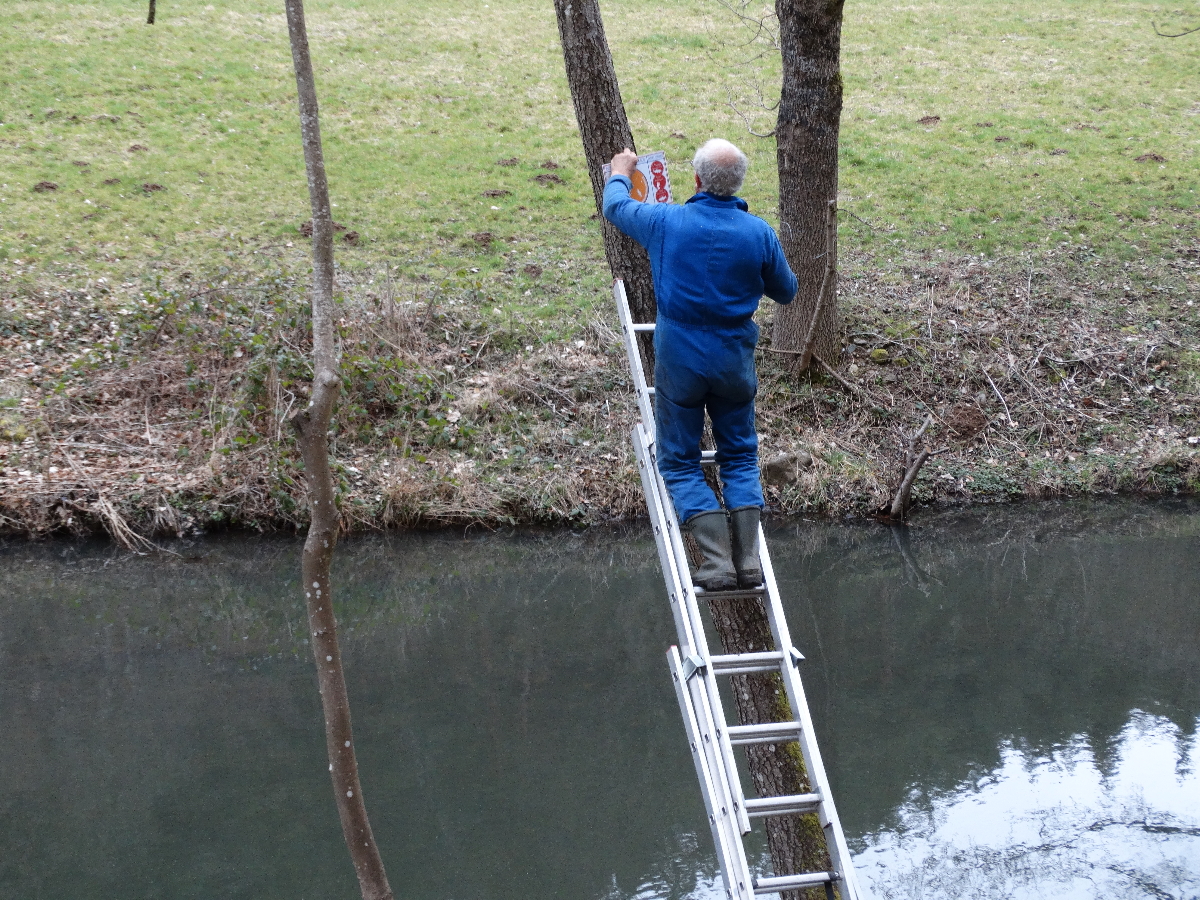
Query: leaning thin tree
552,0,656,331
553,2,832,895
772,0,846,374
283,2,394,898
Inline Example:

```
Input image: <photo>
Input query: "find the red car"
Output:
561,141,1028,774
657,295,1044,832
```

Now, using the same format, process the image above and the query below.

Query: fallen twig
984,369,1015,427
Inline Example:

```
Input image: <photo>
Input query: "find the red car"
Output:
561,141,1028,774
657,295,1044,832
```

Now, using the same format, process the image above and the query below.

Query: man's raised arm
762,232,798,305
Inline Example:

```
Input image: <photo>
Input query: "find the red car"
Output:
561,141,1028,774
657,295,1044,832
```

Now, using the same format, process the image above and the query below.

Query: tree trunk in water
284,2,393,898
772,0,845,373
707,595,832,900
147,0,156,24
553,0,656,365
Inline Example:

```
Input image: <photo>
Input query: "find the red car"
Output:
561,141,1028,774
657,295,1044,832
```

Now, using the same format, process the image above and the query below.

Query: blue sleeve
602,174,666,249
762,229,797,304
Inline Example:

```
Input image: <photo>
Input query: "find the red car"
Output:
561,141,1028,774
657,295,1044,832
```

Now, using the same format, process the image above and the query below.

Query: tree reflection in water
855,713,1199,899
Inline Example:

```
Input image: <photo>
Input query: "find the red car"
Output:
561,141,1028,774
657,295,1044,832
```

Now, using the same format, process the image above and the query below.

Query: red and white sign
602,151,673,204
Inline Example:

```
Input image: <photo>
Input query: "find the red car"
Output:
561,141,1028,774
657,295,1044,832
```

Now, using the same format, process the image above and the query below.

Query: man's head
692,138,749,197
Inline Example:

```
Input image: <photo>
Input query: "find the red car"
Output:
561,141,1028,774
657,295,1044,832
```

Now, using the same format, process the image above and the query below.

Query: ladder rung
630,323,656,332
744,791,822,818
727,721,802,745
710,651,783,675
695,586,764,600
754,871,837,893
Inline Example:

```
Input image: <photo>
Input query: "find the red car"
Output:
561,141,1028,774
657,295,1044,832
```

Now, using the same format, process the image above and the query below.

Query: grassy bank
1,0,1197,540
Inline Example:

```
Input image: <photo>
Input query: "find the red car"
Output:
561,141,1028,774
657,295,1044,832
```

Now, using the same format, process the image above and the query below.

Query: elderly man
603,139,797,592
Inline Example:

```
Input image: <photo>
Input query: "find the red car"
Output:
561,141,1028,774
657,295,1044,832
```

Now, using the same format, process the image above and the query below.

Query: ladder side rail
757,531,863,900
669,647,757,900
638,427,713,664
635,422,753,837
632,424,699,654
646,450,754,835
639,426,754,835
685,634,755,843
613,280,656,438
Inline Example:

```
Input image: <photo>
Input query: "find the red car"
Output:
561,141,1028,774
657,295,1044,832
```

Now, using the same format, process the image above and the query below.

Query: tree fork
772,0,846,373
284,1,393,897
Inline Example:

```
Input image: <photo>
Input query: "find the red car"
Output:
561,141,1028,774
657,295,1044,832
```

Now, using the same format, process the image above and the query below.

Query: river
1,500,1197,899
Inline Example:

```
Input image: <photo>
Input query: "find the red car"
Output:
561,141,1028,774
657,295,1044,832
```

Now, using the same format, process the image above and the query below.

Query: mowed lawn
0,0,1196,310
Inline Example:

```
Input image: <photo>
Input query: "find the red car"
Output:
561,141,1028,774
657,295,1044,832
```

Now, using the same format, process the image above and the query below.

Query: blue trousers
653,319,764,523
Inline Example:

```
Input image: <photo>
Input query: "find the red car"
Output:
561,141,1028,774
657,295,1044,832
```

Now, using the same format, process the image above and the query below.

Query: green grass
0,0,1196,307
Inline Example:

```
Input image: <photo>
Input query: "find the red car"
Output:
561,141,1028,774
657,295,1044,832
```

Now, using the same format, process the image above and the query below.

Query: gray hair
692,138,749,197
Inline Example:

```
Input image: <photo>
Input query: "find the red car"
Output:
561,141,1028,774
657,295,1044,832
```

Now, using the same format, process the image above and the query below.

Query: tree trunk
553,0,657,344
284,3,393,899
708,595,832,900
760,8,846,889
772,0,845,373
147,0,156,24
554,3,833,892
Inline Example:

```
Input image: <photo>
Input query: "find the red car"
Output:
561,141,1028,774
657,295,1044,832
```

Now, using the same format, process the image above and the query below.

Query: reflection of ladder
613,280,862,900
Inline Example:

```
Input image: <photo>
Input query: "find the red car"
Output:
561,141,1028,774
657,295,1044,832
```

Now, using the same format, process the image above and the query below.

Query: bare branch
712,0,780,49
1153,20,1200,37
798,200,838,370
984,369,1015,427
726,85,777,137
890,449,930,520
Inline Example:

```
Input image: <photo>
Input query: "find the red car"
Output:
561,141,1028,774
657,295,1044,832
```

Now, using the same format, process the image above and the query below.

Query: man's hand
609,148,637,180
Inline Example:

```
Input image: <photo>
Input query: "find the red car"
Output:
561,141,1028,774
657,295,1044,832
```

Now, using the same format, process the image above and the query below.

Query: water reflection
857,713,1200,899
0,500,1197,899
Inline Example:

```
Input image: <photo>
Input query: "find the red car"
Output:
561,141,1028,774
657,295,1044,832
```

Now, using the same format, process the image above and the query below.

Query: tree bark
284,2,393,899
147,0,156,24
772,0,845,373
553,0,657,339
708,595,832,900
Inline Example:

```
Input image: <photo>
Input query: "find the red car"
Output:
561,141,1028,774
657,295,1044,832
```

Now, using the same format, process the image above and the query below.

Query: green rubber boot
729,506,763,589
681,510,738,592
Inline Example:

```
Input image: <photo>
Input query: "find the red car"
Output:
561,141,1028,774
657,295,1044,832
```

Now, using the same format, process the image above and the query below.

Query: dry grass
0,265,649,541
2,240,1198,543
752,245,1200,516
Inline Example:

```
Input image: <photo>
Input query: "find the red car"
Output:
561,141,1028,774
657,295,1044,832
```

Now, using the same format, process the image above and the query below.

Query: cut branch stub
889,414,935,521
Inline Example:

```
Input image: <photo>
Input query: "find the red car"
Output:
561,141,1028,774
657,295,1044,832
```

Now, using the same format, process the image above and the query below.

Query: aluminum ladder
613,279,862,900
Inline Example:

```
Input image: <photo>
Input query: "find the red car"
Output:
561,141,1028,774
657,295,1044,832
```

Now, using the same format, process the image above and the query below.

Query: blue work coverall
603,174,798,523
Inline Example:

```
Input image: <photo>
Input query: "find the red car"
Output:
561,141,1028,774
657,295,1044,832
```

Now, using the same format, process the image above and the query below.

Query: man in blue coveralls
603,139,797,592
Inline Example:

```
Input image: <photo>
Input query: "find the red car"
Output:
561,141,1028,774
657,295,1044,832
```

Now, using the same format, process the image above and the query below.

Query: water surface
1,500,1197,899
